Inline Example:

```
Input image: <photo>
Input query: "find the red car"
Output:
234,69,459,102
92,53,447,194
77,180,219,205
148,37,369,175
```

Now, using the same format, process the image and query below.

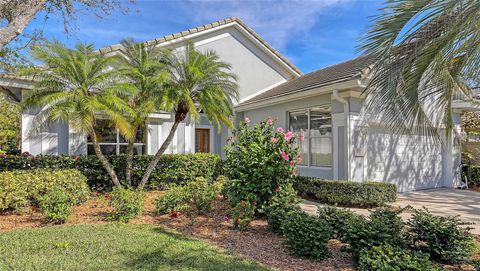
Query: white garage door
367,126,444,192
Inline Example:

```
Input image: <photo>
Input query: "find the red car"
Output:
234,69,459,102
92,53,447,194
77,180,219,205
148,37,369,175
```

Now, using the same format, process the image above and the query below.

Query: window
87,120,146,155
289,106,332,167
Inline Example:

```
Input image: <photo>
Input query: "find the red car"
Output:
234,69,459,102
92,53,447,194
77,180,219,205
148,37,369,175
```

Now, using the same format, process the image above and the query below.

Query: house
0,18,474,192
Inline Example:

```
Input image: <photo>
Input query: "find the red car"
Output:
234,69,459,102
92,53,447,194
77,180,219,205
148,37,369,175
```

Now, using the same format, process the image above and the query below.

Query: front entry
195,128,210,153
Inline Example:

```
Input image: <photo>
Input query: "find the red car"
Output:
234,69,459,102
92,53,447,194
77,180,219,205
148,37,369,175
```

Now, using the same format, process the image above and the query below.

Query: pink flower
281,151,290,161
270,137,278,143
244,117,251,124
277,127,284,133
284,131,294,141
299,132,305,141
266,116,274,126
290,161,295,167
297,155,303,164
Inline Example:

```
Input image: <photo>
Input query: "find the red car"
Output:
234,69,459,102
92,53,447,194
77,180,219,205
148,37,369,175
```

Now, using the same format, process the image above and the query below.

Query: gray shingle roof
239,55,375,106
98,17,302,76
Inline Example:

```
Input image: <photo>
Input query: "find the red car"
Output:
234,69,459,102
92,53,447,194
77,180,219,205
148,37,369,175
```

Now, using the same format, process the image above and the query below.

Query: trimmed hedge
0,169,90,211
294,176,397,207
0,153,221,191
282,210,332,260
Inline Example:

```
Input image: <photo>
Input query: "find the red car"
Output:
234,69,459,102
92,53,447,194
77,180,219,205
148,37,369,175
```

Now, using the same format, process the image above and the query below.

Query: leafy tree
136,43,239,190
113,38,167,184
0,0,134,70
0,94,20,151
21,41,134,187
359,0,480,137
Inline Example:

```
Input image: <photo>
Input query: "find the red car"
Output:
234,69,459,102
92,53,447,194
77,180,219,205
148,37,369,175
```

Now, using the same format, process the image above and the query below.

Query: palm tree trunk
125,139,135,186
89,131,122,188
137,120,180,190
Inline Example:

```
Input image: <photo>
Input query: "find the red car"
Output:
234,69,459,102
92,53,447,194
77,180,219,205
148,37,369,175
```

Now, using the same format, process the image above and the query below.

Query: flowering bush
224,117,300,214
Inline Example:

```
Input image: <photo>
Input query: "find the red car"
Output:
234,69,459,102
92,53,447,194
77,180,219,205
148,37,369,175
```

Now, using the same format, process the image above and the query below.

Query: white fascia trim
148,112,172,119
194,32,231,47
235,79,362,112
238,79,288,105
0,77,34,90
452,100,480,111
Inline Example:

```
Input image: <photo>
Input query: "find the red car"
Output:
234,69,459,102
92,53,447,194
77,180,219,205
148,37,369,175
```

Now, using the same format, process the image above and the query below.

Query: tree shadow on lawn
124,227,269,271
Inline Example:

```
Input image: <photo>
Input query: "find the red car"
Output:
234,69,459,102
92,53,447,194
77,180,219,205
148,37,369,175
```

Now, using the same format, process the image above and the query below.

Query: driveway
300,188,480,234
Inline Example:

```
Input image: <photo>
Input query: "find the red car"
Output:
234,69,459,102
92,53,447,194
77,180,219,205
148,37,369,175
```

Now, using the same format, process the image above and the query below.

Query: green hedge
461,165,480,187
0,153,221,191
0,169,90,211
294,176,397,207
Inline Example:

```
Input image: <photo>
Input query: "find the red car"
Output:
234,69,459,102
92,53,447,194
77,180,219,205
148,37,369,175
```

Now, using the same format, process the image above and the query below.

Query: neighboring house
0,18,476,192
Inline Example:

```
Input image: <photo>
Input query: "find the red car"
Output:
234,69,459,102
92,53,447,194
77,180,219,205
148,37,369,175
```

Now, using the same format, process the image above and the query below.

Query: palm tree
21,41,134,187
136,43,239,190
359,0,480,137
113,38,167,185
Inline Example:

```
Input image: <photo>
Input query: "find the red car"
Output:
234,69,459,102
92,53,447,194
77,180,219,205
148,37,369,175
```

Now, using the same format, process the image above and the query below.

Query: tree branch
0,0,48,50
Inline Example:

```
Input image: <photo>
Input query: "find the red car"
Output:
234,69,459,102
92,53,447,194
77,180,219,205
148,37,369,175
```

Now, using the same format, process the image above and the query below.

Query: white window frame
87,127,146,155
288,106,333,168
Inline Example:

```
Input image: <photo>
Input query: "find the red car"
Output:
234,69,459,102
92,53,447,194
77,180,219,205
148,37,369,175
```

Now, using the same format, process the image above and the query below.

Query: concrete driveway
300,188,480,234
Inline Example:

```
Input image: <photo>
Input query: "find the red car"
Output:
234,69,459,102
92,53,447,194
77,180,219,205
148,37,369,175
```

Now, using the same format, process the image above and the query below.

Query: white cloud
179,0,354,51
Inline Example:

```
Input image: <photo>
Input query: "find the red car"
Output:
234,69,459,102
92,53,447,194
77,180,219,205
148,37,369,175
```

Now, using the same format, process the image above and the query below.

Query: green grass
0,224,270,271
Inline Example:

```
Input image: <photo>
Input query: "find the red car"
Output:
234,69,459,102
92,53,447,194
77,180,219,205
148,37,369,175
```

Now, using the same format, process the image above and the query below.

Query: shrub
224,117,300,214
294,176,397,207
358,244,438,271
282,210,332,260
317,206,360,241
38,188,74,224
344,207,407,259
406,208,475,264
0,153,221,191
461,164,480,187
155,184,190,214
232,199,256,230
109,188,145,222
156,176,224,216
265,183,301,234
0,169,90,211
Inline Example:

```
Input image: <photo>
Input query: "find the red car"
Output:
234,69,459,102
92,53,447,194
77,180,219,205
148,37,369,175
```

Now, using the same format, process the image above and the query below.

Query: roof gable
98,17,302,77
239,55,375,106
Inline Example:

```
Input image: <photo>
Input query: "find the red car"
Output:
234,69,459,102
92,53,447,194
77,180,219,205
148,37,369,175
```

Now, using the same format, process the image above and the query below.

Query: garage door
366,126,444,192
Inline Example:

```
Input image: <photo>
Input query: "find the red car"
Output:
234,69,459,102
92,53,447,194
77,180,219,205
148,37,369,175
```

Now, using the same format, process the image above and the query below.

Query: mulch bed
0,191,477,271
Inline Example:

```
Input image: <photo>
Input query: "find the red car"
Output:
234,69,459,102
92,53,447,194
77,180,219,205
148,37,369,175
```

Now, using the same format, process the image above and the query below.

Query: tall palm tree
359,0,480,137
113,38,167,185
137,43,239,190
21,41,134,187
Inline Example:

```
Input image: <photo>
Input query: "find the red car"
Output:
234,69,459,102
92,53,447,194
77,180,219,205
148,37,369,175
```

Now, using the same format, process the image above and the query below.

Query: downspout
332,90,350,180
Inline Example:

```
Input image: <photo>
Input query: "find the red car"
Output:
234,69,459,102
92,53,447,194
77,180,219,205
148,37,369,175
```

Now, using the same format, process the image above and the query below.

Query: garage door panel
367,127,443,192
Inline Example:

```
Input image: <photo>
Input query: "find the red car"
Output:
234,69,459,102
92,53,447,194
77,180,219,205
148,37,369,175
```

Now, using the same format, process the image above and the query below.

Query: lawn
0,224,270,271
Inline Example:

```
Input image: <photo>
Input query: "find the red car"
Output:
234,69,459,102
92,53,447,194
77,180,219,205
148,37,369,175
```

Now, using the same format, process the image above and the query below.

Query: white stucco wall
239,88,462,192
19,23,295,157
240,92,334,179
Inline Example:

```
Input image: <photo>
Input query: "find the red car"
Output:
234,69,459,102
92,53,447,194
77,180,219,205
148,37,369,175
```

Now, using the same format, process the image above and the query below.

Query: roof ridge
97,17,302,76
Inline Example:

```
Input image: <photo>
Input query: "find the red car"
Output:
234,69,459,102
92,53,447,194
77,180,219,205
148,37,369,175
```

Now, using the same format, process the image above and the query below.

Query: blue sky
25,0,382,73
